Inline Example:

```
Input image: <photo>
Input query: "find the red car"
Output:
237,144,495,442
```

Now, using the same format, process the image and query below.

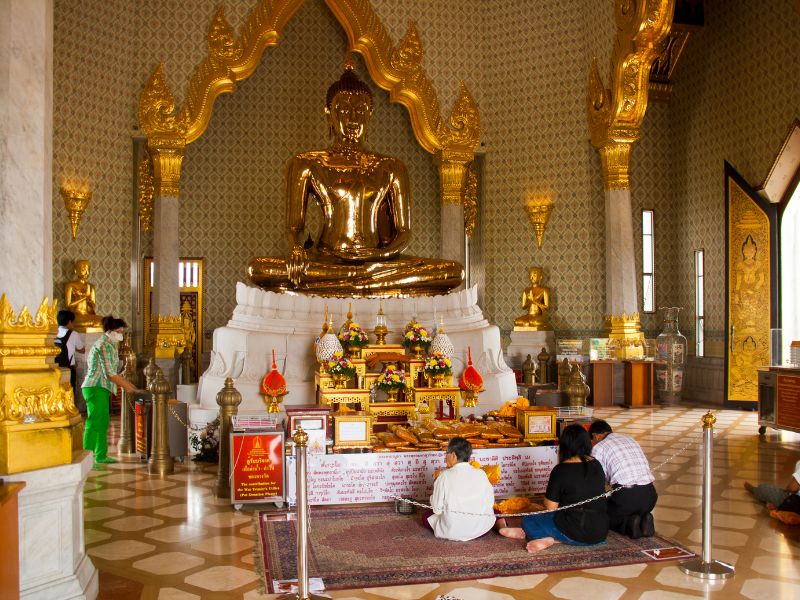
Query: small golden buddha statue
513,267,551,330
247,63,463,297
64,259,103,330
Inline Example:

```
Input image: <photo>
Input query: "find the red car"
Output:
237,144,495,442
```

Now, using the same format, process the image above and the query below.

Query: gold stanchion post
118,337,137,455
679,411,735,579
215,378,242,498
278,426,328,600
148,369,174,476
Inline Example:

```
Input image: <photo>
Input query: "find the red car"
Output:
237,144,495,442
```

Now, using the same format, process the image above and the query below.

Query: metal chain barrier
168,402,206,432
392,421,709,519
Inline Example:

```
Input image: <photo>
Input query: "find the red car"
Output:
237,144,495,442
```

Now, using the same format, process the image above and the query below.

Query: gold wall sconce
60,186,92,240
525,196,554,249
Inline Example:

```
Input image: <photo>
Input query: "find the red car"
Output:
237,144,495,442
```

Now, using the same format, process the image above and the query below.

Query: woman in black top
499,424,609,553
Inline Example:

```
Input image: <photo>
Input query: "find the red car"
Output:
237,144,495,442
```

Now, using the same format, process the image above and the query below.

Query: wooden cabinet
0,481,25,599
624,360,654,407
590,360,616,406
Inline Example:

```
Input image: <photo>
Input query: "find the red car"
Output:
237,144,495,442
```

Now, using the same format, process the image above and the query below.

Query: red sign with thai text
230,431,285,504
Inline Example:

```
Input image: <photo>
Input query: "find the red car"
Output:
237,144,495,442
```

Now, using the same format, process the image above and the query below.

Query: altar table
286,445,558,505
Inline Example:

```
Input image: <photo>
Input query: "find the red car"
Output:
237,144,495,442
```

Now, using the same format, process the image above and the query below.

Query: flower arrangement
403,321,432,348
424,351,453,376
324,351,357,378
190,417,220,462
338,322,370,347
377,366,407,391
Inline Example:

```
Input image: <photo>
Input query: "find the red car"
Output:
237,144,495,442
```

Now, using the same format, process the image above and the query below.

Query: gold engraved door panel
725,163,777,405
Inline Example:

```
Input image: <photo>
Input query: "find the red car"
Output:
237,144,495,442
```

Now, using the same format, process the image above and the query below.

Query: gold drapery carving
137,0,480,228
587,0,675,190
138,155,155,232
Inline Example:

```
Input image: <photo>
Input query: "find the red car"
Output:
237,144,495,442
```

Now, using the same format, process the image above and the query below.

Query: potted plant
338,321,370,358
377,366,407,401
424,351,453,388
402,319,432,359
324,351,357,388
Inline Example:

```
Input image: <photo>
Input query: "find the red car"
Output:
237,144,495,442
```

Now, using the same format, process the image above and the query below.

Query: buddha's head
528,266,543,285
325,65,374,144
74,259,91,282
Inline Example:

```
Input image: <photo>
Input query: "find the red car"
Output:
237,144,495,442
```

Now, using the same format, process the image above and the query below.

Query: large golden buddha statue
64,259,103,330
247,65,464,297
513,266,551,331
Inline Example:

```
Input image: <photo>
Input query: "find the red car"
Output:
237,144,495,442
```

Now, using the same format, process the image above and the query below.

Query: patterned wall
52,0,707,346
670,0,800,355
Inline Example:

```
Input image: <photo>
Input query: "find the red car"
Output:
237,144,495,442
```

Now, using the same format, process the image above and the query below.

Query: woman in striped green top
82,315,139,465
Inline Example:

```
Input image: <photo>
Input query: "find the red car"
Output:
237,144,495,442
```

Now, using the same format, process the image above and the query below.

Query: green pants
82,386,110,462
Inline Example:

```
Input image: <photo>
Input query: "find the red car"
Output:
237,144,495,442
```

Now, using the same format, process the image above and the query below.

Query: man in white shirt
590,420,657,539
427,437,496,541
56,309,86,413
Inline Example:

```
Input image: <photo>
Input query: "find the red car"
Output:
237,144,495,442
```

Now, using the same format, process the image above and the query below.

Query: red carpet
257,505,693,591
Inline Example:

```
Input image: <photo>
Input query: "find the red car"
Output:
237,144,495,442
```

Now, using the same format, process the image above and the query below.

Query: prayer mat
256,505,694,592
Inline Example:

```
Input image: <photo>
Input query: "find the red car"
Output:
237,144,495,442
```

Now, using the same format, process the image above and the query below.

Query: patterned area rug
256,505,693,591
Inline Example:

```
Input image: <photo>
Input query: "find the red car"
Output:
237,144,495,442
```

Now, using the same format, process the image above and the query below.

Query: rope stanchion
277,427,328,600
679,411,735,579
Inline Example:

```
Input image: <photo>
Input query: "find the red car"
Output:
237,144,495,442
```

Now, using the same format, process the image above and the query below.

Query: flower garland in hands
424,351,453,376
338,322,369,347
324,351,357,378
377,366,406,391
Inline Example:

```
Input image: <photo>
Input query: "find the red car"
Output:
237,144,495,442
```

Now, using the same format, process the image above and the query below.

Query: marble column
0,2,97,598
0,0,53,306
441,202,466,271
604,187,639,316
152,194,180,316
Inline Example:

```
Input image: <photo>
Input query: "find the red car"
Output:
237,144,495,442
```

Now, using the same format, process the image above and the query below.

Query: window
642,209,655,312
695,249,705,357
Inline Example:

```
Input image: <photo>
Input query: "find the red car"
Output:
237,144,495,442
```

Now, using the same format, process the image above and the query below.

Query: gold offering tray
413,386,461,421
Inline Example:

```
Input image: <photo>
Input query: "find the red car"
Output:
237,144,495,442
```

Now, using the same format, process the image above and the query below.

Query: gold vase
428,372,450,388
462,389,478,408
331,373,351,389
346,344,363,359
386,388,399,402
409,343,425,359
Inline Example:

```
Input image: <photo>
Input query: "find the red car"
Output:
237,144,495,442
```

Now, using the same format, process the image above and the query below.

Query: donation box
230,425,285,505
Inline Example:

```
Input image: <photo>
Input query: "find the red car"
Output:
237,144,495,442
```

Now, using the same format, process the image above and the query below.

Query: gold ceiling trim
138,0,480,207
587,0,675,189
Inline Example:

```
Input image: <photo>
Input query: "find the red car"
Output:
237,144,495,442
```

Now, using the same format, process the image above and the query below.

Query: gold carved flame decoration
462,162,479,238
587,0,674,189
138,0,480,222
138,155,155,232
0,386,78,423
0,295,58,334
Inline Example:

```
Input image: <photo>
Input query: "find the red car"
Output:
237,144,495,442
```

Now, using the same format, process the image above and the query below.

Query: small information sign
230,430,285,504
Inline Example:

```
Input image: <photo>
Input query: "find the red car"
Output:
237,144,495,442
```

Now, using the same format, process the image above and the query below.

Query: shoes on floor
95,457,118,464
641,512,655,537
626,514,643,539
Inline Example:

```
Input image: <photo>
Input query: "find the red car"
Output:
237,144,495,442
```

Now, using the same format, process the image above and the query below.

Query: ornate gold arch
587,0,674,190
137,0,480,211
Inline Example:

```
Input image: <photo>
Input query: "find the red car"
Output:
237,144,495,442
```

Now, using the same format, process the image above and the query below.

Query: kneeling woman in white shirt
427,437,496,541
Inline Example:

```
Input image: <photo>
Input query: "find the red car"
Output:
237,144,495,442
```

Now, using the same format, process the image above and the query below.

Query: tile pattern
86,406,800,598
670,1,800,346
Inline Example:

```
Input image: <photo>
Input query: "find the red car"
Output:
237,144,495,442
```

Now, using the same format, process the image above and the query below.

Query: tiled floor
86,406,800,599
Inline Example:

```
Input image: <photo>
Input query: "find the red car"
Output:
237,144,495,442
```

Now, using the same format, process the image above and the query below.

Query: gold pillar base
0,295,80,474
149,314,186,359
603,312,645,360
0,419,73,474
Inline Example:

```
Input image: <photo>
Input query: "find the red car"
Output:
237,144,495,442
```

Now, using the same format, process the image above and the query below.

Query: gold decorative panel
727,178,771,403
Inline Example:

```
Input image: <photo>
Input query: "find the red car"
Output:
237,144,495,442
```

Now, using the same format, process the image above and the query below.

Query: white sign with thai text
286,446,558,505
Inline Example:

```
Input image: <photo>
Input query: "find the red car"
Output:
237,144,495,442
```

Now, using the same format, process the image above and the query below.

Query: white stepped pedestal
3,451,98,600
194,283,517,426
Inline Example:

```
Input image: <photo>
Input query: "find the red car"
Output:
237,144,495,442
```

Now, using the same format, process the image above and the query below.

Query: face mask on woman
107,331,124,343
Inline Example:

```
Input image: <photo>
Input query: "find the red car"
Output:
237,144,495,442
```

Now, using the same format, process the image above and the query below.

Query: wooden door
725,163,778,406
